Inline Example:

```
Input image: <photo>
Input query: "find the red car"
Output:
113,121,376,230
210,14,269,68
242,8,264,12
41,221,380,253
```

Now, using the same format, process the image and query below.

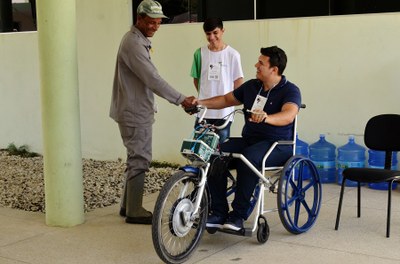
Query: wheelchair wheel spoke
285,192,297,207
289,177,300,191
296,160,306,182
294,199,301,226
300,199,312,215
301,181,314,192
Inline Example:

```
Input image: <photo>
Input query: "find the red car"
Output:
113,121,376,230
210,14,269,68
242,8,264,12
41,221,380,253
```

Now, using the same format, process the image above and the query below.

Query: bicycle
151,105,321,264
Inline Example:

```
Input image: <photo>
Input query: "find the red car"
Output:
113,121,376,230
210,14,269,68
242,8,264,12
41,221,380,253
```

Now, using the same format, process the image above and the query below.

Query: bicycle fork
178,163,210,223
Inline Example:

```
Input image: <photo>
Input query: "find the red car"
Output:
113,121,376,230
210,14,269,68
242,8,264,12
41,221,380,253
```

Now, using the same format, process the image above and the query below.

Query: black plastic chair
335,114,400,237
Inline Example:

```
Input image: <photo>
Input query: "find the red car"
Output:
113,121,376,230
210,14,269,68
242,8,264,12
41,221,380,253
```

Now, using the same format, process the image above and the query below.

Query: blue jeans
208,137,293,220
194,118,232,144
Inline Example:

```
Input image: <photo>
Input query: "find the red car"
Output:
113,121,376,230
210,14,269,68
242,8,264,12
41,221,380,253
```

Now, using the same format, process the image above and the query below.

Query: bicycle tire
152,170,208,264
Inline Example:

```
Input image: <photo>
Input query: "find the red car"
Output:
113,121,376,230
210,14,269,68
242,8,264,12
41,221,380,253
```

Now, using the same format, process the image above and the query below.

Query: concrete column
37,0,84,226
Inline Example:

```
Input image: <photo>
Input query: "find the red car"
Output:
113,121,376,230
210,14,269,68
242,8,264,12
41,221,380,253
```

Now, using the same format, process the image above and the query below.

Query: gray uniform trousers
118,124,152,211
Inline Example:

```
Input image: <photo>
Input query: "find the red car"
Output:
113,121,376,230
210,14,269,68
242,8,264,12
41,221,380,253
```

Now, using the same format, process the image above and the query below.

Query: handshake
180,96,199,114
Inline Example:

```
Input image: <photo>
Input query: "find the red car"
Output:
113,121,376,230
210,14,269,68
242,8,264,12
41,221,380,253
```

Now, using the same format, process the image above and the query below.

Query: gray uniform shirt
110,26,185,127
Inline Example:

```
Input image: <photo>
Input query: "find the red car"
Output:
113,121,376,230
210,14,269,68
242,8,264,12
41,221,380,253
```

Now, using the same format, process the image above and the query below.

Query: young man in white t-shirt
190,18,244,143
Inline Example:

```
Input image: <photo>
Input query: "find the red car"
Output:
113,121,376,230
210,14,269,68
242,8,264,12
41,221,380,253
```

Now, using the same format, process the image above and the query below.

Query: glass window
132,0,400,24
0,0,36,32
256,0,329,19
330,0,400,15
132,0,200,24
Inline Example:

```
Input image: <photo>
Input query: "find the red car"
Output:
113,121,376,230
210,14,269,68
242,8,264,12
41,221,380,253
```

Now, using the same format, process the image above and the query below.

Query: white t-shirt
191,45,244,120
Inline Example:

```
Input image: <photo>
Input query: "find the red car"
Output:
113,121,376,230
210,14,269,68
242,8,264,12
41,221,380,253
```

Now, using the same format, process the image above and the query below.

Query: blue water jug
337,135,366,187
295,133,311,180
367,150,398,190
309,134,336,183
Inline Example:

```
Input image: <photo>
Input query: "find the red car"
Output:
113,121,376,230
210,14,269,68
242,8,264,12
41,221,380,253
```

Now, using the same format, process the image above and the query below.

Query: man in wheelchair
193,45,302,231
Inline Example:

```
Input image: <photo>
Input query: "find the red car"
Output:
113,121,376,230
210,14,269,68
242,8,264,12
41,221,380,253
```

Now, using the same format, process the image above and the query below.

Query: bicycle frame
181,106,299,232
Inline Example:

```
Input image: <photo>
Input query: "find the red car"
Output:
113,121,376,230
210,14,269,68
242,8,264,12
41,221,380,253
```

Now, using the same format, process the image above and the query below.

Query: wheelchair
151,105,322,264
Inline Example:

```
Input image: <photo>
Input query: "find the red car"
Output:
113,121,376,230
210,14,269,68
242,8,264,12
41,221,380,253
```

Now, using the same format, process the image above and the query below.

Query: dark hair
203,18,223,32
260,46,287,75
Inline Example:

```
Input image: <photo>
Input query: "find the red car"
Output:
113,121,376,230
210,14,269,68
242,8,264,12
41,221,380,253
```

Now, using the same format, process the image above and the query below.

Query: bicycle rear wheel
152,170,208,264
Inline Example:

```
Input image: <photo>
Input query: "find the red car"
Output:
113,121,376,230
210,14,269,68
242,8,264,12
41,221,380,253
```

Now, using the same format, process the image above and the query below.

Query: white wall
0,31,41,151
1,2,399,164
151,13,400,163
76,0,132,159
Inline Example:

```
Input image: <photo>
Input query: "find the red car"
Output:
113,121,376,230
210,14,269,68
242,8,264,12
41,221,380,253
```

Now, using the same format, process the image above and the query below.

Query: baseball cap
137,0,168,19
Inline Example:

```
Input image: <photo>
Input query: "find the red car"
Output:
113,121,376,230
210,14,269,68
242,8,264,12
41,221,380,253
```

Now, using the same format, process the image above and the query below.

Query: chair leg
386,181,393,238
335,179,347,230
357,182,361,218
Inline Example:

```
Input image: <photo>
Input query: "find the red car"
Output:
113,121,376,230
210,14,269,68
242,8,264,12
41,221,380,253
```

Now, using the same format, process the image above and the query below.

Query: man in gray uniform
110,0,194,224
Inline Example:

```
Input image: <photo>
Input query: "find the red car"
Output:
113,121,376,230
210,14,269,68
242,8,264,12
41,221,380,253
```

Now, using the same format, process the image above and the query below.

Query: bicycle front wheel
152,170,208,264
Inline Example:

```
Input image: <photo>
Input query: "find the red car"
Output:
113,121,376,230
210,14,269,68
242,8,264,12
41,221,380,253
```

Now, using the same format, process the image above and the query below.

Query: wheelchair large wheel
277,155,322,234
152,170,208,264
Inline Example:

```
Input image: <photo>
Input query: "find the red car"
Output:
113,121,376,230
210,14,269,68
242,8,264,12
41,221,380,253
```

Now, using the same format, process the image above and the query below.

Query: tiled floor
1,183,400,264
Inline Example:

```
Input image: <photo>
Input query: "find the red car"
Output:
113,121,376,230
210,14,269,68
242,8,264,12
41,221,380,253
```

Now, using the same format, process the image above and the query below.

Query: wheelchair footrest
210,227,253,237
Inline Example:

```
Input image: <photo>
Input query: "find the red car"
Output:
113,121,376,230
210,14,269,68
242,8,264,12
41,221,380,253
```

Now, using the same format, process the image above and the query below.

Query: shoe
125,213,153,225
119,207,126,217
223,214,243,231
206,214,226,229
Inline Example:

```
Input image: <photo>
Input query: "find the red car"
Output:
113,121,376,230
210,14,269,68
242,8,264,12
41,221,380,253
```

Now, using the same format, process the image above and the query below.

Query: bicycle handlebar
185,103,306,131
185,105,242,131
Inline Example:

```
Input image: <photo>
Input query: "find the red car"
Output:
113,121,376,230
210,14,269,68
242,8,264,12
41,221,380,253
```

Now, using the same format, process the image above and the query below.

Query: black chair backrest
364,114,400,169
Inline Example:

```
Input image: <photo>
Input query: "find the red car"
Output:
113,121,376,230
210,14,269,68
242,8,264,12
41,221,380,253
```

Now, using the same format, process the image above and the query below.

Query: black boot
119,207,126,217
119,182,127,217
125,173,152,225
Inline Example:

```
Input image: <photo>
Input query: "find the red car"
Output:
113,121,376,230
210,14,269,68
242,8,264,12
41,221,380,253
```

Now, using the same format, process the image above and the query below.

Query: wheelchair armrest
261,140,295,173
221,140,296,178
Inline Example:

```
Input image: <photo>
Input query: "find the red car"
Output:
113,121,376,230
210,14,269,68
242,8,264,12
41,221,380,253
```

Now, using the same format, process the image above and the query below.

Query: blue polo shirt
233,76,301,141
